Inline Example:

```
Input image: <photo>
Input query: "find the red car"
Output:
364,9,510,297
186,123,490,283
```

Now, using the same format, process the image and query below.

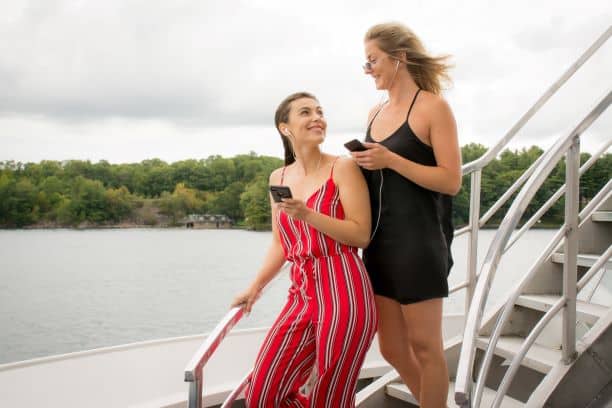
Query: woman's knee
378,334,403,365
408,334,444,365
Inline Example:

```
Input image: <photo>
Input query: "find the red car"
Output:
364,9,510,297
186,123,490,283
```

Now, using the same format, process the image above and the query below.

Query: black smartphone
269,185,293,203
344,139,368,152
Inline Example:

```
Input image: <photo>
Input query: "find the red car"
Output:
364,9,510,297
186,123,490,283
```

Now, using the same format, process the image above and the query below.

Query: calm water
0,228,557,364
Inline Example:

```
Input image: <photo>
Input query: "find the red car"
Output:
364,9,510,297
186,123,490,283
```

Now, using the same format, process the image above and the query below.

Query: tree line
0,145,609,230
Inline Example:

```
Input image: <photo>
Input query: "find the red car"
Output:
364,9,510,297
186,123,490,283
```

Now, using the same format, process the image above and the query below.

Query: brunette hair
274,91,318,165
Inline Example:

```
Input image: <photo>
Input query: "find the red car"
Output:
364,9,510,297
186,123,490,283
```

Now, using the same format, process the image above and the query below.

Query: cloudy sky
1,0,611,164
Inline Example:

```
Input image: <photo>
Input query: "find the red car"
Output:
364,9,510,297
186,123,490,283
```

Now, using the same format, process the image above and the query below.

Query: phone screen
344,139,367,152
269,185,292,202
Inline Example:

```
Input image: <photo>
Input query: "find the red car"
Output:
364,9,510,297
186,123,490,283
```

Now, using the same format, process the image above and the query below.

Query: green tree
158,183,204,224
241,176,271,230
1,178,39,226
66,177,110,224
209,181,245,220
105,186,136,222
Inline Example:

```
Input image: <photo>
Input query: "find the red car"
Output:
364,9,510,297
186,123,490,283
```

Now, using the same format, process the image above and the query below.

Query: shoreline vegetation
1,145,610,231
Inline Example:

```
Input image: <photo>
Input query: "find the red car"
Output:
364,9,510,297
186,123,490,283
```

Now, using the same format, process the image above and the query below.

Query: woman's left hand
278,198,311,221
351,142,393,170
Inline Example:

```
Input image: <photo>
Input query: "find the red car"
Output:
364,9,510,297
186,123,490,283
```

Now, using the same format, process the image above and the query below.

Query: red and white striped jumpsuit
246,159,378,407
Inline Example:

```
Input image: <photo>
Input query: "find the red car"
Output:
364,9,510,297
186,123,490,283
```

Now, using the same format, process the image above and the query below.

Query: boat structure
1,26,610,408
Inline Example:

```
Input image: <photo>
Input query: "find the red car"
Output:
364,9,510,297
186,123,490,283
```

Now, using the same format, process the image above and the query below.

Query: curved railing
454,90,612,407
220,371,252,407
473,178,611,408
451,25,611,313
505,139,612,251
184,24,611,408
184,263,290,408
491,246,612,408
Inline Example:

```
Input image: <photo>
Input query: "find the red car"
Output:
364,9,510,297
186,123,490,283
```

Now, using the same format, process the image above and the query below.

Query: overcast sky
1,0,611,164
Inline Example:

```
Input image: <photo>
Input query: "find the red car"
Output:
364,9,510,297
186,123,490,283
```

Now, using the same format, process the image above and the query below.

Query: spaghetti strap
366,102,387,131
330,157,340,179
280,166,287,185
406,89,421,120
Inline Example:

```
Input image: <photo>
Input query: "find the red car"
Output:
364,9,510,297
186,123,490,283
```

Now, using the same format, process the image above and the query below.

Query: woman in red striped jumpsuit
232,92,377,407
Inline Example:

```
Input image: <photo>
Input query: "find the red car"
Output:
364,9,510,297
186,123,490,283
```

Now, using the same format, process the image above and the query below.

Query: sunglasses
362,51,406,72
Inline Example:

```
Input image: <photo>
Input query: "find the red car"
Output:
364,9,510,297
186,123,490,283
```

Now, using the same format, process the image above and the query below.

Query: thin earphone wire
366,59,401,241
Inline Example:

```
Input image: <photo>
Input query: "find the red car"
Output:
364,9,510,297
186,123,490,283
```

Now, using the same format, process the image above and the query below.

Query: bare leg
401,298,448,408
375,295,422,401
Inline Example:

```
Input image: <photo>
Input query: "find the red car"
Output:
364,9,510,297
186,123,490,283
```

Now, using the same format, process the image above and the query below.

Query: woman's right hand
231,284,262,314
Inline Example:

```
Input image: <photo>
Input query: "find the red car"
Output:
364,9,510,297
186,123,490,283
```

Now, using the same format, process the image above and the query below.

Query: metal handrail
183,25,611,408
204,277,468,407
491,247,612,408
450,280,470,294
472,179,612,407
505,139,612,251
579,179,612,224
184,263,290,408
478,153,546,227
454,225,470,237
578,244,612,291
491,297,565,406
220,371,252,408
461,26,611,176
473,224,568,406
455,90,612,407
452,25,611,318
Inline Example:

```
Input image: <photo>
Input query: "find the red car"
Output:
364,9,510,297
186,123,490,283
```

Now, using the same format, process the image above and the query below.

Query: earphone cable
369,169,383,240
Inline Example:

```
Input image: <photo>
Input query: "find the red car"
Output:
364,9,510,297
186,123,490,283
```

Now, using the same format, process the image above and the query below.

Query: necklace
313,152,322,175
296,152,322,176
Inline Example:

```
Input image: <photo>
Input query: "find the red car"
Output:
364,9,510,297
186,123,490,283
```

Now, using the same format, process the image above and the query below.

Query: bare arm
388,98,461,194
231,169,286,312
279,157,371,248
355,98,462,196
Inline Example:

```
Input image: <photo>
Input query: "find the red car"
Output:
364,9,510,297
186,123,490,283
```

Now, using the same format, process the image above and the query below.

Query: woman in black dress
351,22,461,408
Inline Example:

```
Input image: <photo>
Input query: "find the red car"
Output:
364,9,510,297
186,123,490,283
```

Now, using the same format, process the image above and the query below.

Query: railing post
466,170,482,317
562,136,580,363
188,373,203,408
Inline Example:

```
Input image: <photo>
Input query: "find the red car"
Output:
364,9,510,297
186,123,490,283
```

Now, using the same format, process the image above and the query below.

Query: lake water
0,228,558,364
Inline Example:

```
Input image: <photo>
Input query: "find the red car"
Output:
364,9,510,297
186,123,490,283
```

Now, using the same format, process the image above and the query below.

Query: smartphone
344,139,368,152
269,185,293,203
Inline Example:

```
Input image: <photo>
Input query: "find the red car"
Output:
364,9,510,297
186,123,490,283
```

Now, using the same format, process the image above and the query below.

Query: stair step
592,211,612,222
551,253,612,268
516,294,608,325
476,336,561,374
386,381,523,407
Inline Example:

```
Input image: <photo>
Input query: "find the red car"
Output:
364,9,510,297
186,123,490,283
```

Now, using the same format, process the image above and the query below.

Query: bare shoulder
269,167,285,185
418,91,454,120
367,103,383,122
332,156,363,183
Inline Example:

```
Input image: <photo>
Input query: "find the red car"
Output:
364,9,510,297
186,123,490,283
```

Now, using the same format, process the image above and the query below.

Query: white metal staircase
357,26,612,408
357,144,611,408
183,25,611,408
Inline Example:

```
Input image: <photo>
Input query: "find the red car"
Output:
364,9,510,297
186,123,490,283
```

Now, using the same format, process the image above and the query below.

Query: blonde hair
365,22,452,94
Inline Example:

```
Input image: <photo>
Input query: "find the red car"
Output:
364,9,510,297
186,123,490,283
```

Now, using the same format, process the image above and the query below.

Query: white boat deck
0,314,464,407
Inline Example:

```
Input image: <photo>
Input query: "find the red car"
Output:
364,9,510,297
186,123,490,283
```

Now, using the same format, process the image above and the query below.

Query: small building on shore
182,214,233,229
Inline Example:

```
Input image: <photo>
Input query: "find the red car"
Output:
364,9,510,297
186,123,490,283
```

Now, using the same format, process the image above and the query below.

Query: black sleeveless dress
362,90,454,304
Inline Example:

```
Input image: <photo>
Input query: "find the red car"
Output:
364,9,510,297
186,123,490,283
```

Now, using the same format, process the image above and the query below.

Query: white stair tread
476,336,561,374
592,211,612,222
386,381,523,407
551,253,612,268
516,294,608,325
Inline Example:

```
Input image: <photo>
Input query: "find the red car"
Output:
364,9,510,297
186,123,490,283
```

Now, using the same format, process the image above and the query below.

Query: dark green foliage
452,145,610,228
0,154,283,228
0,147,609,229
